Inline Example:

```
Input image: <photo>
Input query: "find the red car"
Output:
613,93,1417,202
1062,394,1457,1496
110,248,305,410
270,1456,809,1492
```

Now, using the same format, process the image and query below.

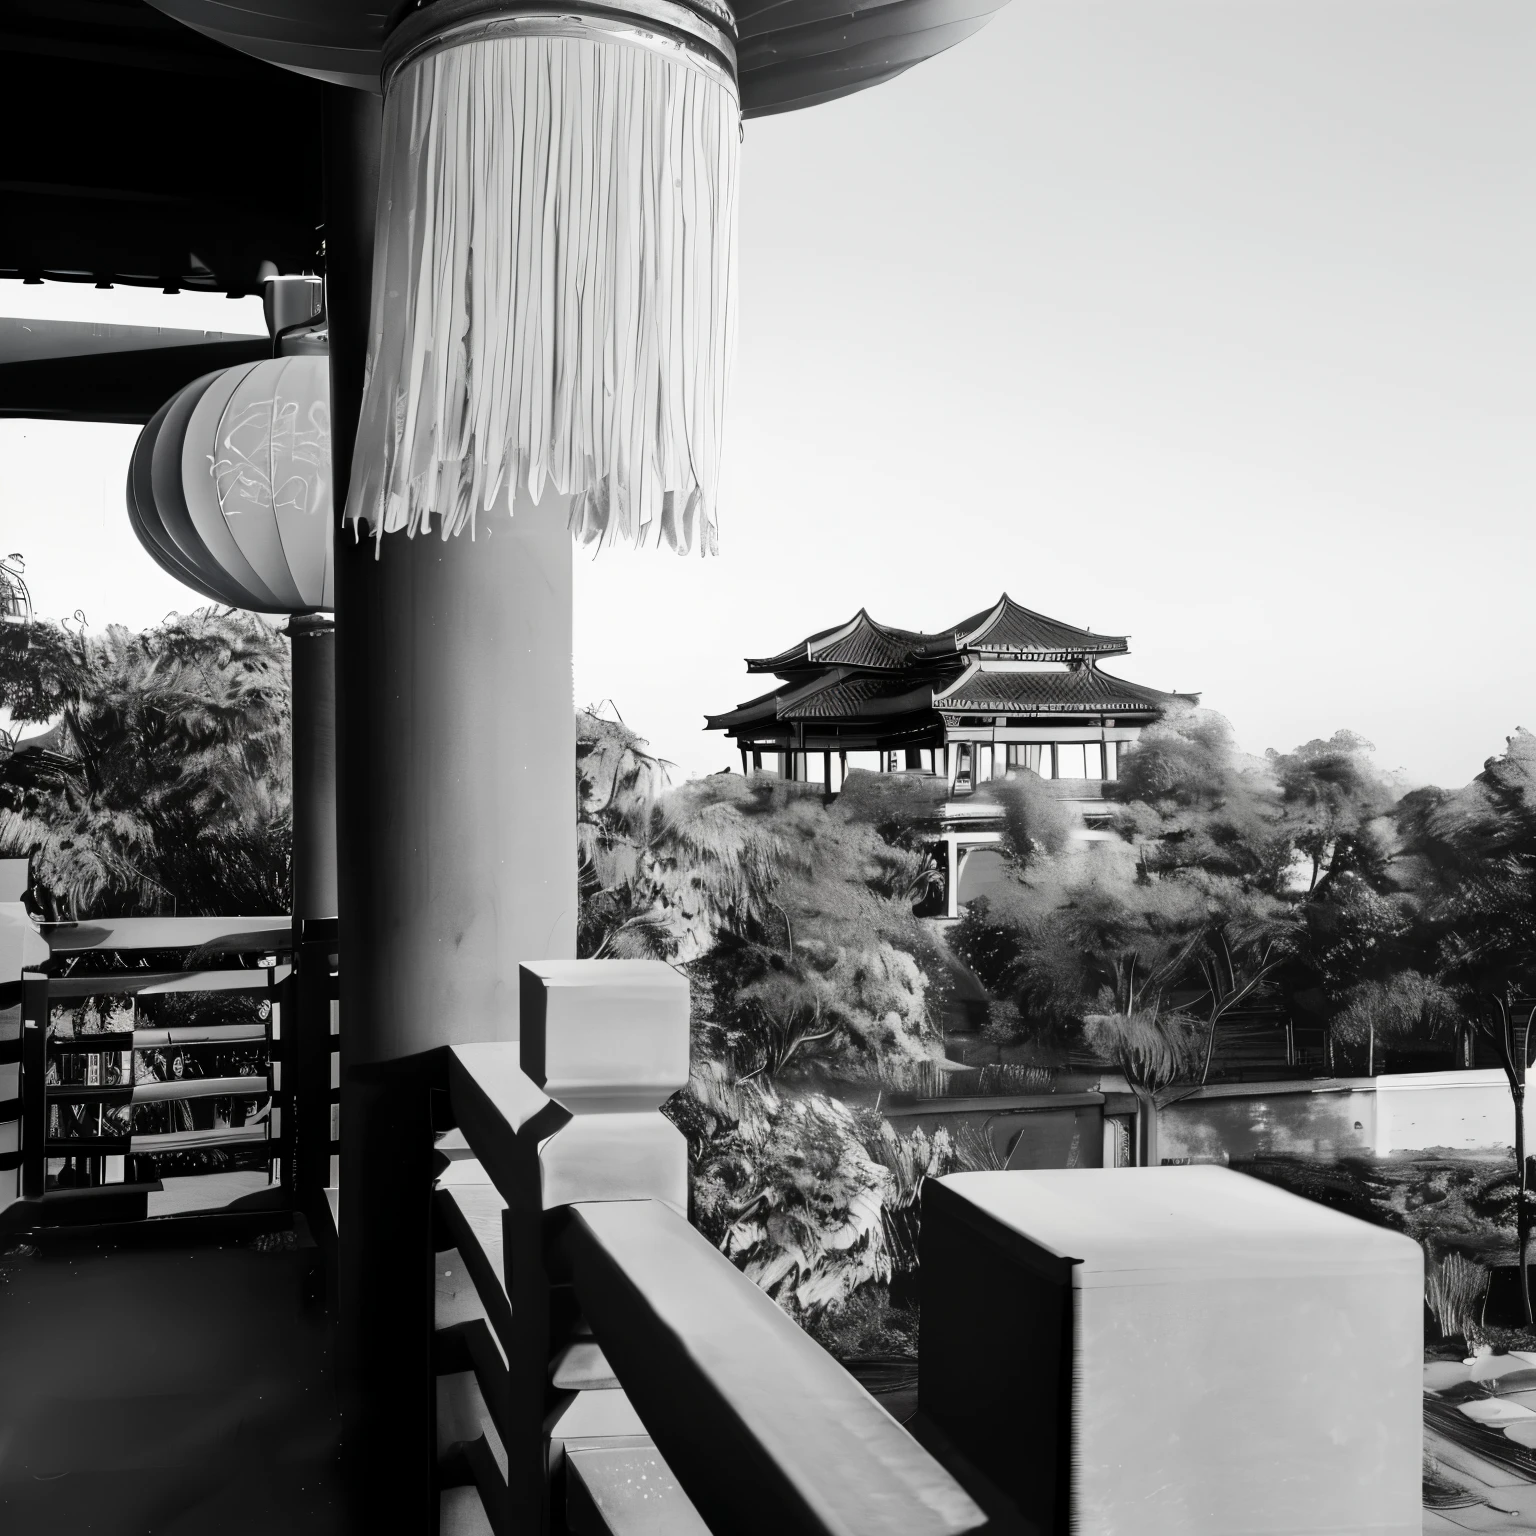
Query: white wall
1159,1068,1531,1166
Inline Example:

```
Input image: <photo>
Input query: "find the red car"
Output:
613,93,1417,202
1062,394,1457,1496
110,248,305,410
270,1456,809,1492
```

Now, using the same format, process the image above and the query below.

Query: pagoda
707,594,1193,791
706,595,1196,914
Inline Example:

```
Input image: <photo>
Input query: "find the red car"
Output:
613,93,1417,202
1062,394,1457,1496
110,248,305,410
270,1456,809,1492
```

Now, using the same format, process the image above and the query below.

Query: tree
1269,731,1397,897
1331,970,1459,1078
975,770,1073,867
1081,939,1206,1167
1106,706,1292,888
691,779,951,1090
1395,729,1536,1324
576,740,794,964
954,864,1220,1159
0,609,291,916
1192,916,1291,1084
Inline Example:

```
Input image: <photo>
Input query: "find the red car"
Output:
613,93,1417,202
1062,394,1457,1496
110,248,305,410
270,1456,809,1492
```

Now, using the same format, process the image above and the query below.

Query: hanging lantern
346,0,741,556
127,355,332,614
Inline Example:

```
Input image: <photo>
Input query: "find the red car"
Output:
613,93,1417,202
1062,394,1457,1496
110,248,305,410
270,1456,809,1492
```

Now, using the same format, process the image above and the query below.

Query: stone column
286,611,337,1221
339,485,576,1063
325,73,580,1530
287,613,337,922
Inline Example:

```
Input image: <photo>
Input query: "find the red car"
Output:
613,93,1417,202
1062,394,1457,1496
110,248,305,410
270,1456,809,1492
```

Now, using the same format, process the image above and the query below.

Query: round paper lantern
127,355,333,614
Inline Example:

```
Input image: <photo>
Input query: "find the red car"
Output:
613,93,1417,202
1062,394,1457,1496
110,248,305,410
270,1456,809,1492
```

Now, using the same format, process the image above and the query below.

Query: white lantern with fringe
346,0,740,556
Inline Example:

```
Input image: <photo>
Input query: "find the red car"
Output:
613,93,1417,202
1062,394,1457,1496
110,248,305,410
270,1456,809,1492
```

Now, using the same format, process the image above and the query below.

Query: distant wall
884,1070,1529,1179
886,1094,1106,1170
1159,1069,1529,1165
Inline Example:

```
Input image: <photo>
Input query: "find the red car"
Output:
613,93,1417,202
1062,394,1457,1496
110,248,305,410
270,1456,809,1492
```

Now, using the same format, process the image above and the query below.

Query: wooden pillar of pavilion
325,65,585,1525
287,610,338,1230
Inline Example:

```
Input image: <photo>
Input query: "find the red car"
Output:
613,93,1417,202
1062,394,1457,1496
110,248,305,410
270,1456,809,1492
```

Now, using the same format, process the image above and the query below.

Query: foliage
802,1284,919,1360
0,609,290,917
1397,728,1536,1000
577,712,790,963
972,771,1073,866
1332,971,1460,1076
1269,731,1398,896
1426,1251,1489,1345
580,750,953,1091
1106,707,1292,887
669,1058,952,1320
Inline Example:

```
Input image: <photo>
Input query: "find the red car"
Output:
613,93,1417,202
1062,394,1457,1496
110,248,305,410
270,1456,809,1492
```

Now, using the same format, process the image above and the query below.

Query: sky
1,0,1531,790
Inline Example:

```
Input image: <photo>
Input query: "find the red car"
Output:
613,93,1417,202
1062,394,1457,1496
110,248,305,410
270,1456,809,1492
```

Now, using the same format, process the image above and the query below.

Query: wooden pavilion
707,593,1196,793
708,595,1197,914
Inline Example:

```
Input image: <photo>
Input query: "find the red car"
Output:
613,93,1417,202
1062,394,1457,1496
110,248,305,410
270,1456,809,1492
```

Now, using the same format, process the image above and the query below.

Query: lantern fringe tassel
346,33,739,555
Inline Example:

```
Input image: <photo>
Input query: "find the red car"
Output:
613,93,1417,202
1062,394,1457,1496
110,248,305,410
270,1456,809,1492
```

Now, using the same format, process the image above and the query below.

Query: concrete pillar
325,76,581,1533
322,83,432,1536
339,486,576,1062
288,614,337,921
286,611,337,1223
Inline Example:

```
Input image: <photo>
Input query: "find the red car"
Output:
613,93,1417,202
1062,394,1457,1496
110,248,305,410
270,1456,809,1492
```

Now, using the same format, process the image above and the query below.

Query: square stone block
920,1166,1422,1536
520,960,689,1111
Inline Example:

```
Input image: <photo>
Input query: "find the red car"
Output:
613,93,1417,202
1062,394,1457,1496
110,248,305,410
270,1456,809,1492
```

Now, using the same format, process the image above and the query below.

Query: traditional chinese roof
914,594,1128,660
934,661,1195,715
749,594,1128,679
712,595,1190,743
745,610,932,675
706,670,949,729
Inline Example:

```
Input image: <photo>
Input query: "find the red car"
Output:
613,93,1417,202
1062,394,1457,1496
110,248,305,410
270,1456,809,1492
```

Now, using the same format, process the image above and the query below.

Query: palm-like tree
1081,936,1206,1167
577,710,791,962
0,609,291,917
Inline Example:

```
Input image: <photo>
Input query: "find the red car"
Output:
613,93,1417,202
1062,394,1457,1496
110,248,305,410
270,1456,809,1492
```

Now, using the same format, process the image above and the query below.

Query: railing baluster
291,917,337,1228
20,971,46,1200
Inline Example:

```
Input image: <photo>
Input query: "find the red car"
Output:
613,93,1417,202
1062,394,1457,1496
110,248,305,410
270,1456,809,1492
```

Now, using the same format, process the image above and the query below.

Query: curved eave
705,685,791,730
933,658,1195,715
707,676,942,731
916,592,1130,661
784,681,939,721
706,666,858,729
938,699,1176,716
745,607,933,674
937,689,1200,714
965,645,1129,662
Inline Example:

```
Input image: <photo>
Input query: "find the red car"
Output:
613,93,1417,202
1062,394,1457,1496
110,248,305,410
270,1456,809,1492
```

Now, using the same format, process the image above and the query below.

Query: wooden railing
2,913,339,1229
426,959,989,1536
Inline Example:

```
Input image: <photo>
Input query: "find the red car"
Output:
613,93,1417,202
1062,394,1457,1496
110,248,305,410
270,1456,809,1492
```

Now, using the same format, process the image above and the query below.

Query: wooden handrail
565,1197,988,1536
50,1024,268,1049
39,916,292,954
47,1075,269,1105
432,960,990,1536
42,967,286,998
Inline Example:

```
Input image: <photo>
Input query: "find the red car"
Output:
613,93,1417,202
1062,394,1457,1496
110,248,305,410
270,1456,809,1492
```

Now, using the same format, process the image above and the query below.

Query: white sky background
0,0,1530,790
